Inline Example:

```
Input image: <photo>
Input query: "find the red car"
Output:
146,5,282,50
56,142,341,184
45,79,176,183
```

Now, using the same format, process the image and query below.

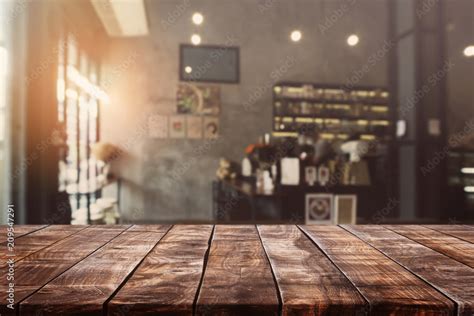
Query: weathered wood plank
257,225,367,315
196,225,280,315
0,226,129,315
301,225,455,315
0,225,86,267
0,225,48,239
386,225,474,269
20,225,171,315
344,225,474,315
108,225,213,315
424,225,474,244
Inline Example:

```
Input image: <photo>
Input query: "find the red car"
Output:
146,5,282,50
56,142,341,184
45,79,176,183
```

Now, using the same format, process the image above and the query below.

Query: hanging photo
203,116,219,139
186,116,203,139
148,115,168,138
177,83,220,115
305,193,334,224
169,115,186,138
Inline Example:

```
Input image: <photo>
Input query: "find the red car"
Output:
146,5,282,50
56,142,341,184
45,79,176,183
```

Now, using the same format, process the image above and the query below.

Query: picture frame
203,116,219,139
305,193,334,224
186,116,203,139
334,195,357,224
176,83,221,115
169,115,186,138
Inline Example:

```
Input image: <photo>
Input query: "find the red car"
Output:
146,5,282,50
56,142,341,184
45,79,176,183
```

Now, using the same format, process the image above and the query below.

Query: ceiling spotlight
192,12,204,25
290,30,302,42
464,45,474,57
191,34,201,45
347,34,359,46
184,66,193,74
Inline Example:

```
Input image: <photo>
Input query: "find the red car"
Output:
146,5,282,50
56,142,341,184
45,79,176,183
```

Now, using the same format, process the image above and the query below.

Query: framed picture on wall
176,83,220,115
334,195,357,224
203,116,219,139
305,194,334,224
186,116,203,139
169,115,186,138
148,115,168,138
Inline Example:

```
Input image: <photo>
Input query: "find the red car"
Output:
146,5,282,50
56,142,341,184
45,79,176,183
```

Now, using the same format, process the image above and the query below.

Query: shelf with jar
273,82,392,141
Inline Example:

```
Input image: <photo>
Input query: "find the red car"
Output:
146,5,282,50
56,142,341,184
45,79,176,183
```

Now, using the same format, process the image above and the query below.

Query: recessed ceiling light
191,34,201,45
192,12,204,25
347,34,359,46
290,30,302,42
464,45,474,57
185,66,193,74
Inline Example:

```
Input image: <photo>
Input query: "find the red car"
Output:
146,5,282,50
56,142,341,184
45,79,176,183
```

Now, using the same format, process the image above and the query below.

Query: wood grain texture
20,225,171,315
343,225,474,315
300,225,455,315
108,225,213,316
0,225,48,239
0,226,129,316
0,225,86,267
257,225,367,315
196,225,280,315
386,225,474,268
3,225,473,315
424,225,474,244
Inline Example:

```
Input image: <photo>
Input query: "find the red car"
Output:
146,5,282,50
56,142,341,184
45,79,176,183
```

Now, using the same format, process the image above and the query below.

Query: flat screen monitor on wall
180,44,240,84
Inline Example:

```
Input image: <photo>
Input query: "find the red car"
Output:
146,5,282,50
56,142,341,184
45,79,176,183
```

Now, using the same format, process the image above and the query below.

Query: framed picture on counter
305,193,334,224
334,195,357,224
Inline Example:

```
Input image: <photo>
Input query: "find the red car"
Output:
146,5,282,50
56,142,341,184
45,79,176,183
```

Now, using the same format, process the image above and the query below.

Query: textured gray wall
101,0,389,222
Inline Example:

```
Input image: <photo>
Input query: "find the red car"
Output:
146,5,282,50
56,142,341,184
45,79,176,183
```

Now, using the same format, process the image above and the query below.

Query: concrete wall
101,0,389,222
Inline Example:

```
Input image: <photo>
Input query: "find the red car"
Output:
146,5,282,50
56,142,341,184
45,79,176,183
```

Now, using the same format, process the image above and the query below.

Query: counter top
2,224,474,315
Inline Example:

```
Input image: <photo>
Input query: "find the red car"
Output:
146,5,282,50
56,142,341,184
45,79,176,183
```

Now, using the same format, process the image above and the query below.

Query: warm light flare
67,65,110,104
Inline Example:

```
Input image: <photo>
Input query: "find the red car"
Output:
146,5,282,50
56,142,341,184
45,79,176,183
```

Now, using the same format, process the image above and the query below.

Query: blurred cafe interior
0,0,473,225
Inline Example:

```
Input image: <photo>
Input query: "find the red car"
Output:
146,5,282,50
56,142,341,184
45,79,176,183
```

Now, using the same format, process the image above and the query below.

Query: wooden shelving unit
272,82,392,141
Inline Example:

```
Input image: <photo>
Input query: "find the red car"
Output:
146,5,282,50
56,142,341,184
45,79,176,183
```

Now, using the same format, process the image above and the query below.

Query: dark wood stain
0,225,48,239
0,225,471,315
196,225,280,315
424,225,474,244
258,225,367,315
344,225,474,315
108,225,213,316
0,225,86,267
0,226,128,315
20,225,170,315
386,225,474,269
300,225,455,315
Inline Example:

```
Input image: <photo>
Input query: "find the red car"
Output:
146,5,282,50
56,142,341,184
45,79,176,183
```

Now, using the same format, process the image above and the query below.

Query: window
57,35,108,217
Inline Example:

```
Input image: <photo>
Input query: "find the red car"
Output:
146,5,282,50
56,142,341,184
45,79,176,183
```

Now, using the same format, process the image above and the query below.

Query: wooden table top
1,225,473,315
